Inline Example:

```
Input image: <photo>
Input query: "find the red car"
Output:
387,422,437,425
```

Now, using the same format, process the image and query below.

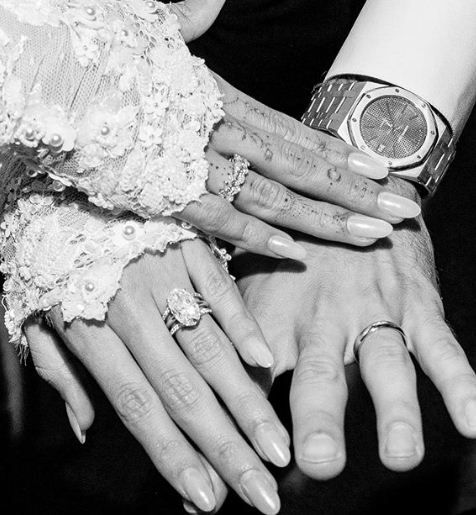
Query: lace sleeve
1,188,199,350
0,0,223,218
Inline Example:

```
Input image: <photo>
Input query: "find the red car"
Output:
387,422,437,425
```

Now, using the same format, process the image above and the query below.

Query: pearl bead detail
49,134,63,147
101,125,110,136
85,7,96,16
84,281,95,292
52,181,65,192
24,128,35,140
123,224,136,239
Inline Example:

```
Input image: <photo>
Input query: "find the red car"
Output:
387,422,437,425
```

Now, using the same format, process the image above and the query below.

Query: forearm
326,0,476,136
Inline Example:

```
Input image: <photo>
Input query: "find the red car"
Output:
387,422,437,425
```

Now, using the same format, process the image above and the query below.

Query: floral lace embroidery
1,189,198,350
0,0,223,217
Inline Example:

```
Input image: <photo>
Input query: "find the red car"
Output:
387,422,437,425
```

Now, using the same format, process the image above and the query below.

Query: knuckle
295,355,341,386
115,383,155,426
203,266,233,300
344,176,378,207
250,175,286,211
428,336,465,365
238,218,260,246
160,370,201,412
214,437,241,468
281,141,311,178
200,201,230,234
188,328,225,366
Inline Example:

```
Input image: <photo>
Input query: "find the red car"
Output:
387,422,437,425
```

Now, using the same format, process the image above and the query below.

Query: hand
177,74,421,258
25,238,289,515
237,178,476,478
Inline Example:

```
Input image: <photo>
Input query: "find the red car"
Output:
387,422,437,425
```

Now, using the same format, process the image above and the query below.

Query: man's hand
237,178,476,479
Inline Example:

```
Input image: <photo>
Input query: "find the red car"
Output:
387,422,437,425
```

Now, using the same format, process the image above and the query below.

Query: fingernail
465,399,476,428
347,215,393,239
180,468,216,512
249,339,274,368
267,235,307,261
301,433,340,464
241,470,280,515
378,192,421,219
348,153,388,179
255,422,291,467
65,403,86,444
182,500,199,514
385,423,418,458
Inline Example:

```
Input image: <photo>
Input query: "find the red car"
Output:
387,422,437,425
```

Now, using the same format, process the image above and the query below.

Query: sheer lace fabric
0,0,224,348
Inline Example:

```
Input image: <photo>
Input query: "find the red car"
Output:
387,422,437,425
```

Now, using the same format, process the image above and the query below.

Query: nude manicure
348,153,388,180
248,337,274,368
347,215,393,239
384,423,418,458
180,468,216,512
465,399,476,428
241,470,280,515
267,235,307,261
378,192,421,219
65,403,86,444
301,433,340,464
255,422,291,467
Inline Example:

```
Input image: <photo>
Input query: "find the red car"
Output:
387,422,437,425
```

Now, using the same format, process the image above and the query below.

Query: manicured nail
378,192,421,219
385,423,418,458
65,403,86,444
465,399,476,428
255,423,291,467
180,468,216,512
182,500,199,514
348,153,388,179
248,339,274,368
267,235,307,261
347,215,392,239
301,433,340,464
241,470,280,515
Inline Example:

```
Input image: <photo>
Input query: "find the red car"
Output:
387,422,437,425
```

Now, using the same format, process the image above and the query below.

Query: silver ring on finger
218,154,250,203
353,320,408,363
162,288,212,336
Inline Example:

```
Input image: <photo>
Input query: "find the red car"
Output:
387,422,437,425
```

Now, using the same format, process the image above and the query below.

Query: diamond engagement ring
218,154,250,202
353,320,408,363
162,288,212,336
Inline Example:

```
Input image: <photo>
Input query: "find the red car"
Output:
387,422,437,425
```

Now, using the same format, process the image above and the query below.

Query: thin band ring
353,320,408,363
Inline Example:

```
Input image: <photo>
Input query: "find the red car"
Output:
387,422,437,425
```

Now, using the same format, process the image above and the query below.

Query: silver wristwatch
302,76,456,195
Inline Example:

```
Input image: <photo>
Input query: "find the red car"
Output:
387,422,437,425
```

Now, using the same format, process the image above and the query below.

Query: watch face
348,86,438,170
359,96,428,159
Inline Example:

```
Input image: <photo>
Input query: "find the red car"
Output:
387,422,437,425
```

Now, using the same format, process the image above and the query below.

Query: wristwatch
302,76,456,195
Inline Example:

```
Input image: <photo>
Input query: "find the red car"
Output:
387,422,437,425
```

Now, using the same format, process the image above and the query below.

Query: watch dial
359,96,428,159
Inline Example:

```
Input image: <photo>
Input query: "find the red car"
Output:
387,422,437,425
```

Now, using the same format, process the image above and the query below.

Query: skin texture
237,178,476,481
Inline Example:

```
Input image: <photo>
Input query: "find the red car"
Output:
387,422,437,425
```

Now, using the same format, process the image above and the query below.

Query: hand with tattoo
176,74,421,258
236,177,476,479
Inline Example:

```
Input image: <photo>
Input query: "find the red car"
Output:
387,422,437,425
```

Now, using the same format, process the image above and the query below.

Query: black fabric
187,0,365,118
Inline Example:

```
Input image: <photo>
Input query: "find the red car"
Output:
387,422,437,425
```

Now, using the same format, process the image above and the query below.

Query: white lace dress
0,0,224,349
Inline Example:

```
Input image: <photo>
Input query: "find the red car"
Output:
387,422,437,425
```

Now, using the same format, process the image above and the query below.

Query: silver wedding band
353,320,408,363
162,288,212,336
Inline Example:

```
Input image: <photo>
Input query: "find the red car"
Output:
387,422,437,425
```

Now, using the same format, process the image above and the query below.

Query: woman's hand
176,74,421,258
236,178,476,478
25,238,289,515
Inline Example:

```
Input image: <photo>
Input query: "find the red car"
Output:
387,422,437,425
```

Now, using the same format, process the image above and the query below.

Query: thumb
169,0,226,42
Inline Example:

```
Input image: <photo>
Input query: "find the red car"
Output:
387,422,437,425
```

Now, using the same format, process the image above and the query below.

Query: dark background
2,1,476,513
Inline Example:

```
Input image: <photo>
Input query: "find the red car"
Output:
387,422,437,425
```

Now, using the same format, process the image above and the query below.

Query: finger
212,72,388,179
50,313,218,513
107,273,281,514
358,327,424,471
210,116,421,223
25,318,94,444
169,0,226,42
290,326,348,480
411,306,476,439
178,193,307,260
206,149,391,246
182,238,276,367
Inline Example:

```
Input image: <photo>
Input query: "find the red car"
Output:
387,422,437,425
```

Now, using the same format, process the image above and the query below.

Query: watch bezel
347,86,438,170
